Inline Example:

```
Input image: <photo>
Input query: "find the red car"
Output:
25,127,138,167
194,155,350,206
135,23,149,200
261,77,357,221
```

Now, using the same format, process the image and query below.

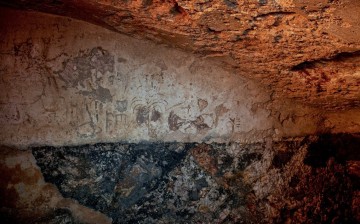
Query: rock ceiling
1,0,360,110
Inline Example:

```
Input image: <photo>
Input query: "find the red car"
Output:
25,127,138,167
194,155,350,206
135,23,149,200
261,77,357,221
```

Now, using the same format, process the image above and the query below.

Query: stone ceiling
1,0,360,110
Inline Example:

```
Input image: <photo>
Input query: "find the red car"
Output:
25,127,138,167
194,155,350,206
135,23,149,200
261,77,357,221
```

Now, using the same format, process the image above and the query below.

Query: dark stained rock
304,133,360,168
32,142,192,223
30,134,360,223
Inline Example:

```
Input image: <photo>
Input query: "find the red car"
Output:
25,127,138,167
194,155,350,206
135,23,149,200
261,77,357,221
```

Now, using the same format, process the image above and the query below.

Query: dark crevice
170,2,186,15
254,11,295,19
291,50,360,71
223,0,238,8
207,27,222,34
291,60,315,71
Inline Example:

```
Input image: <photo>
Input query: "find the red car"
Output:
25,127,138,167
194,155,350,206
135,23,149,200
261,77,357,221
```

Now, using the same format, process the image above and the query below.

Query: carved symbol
106,111,128,133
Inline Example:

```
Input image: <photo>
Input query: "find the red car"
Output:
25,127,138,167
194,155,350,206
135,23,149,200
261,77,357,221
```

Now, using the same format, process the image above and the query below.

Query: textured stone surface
1,0,360,109
28,133,359,223
0,3,359,224
1,7,359,147
0,145,112,224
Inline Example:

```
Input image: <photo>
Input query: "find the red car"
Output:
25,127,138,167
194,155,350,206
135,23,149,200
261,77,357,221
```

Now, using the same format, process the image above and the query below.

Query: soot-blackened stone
32,142,194,223
29,137,359,223
237,152,262,170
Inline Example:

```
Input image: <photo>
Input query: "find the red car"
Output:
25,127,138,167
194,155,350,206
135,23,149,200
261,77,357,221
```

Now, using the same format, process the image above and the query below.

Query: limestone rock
1,0,360,109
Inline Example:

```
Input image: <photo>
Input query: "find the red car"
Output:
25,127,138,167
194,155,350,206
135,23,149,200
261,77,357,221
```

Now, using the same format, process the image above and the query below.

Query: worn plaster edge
4,133,358,151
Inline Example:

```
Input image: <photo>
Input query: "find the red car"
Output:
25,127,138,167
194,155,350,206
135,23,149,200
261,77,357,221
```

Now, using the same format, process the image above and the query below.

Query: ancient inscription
197,98,208,112
136,106,149,125
151,109,161,122
80,85,112,103
0,104,22,124
191,116,210,131
115,100,128,112
58,47,114,88
132,99,166,126
168,111,184,131
106,111,128,133
215,104,229,127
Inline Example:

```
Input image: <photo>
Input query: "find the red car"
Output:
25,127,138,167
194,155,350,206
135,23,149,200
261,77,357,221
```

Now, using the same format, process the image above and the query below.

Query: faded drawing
131,98,167,126
167,109,214,134
106,111,129,133
57,47,114,88
0,104,22,124
115,100,128,112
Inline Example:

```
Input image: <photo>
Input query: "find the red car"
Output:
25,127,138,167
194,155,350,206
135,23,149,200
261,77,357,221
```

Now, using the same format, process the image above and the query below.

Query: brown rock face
0,2,359,223
1,0,359,109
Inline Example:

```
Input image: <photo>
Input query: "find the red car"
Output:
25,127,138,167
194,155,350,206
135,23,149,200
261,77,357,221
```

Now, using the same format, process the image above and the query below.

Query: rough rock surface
1,0,360,109
1,133,358,223
0,146,112,224
1,8,359,147
0,2,359,224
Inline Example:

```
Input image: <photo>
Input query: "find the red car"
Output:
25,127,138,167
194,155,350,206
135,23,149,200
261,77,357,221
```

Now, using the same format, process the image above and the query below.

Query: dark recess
304,133,360,168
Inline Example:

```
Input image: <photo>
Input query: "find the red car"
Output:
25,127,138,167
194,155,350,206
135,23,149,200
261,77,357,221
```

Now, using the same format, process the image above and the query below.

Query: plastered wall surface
1,8,360,148
0,8,276,147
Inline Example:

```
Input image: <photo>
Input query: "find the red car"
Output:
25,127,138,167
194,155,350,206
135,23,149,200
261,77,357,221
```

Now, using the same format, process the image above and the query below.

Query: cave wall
1,8,359,148
0,7,359,224
0,10,266,145
0,7,275,146
2,0,360,110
